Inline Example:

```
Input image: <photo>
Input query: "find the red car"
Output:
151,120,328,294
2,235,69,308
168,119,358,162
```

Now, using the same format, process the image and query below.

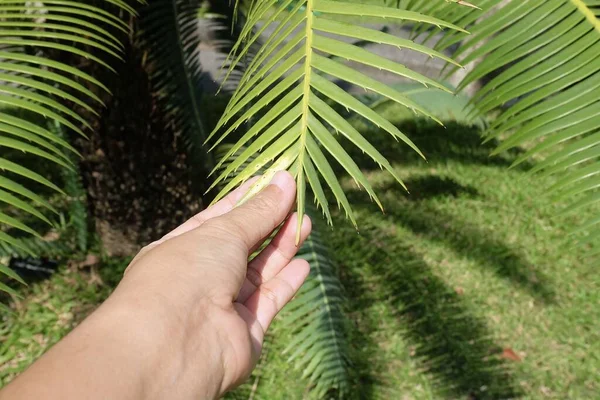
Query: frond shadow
330,220,523,399
341,119,533,171
347,179,556,303
400,174,480,201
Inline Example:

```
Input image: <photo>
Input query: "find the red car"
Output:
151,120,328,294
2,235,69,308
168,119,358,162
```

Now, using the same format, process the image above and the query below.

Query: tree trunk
74,39,203,256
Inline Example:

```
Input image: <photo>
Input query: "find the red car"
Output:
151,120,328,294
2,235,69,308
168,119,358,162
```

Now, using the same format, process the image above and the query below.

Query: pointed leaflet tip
455,0,481,10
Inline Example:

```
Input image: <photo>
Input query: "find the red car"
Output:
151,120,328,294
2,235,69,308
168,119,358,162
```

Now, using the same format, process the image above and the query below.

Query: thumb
208,171,297,251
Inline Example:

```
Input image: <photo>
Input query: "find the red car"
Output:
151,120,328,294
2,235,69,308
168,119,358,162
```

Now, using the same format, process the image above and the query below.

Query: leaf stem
570,0,600,34
296,0,314,242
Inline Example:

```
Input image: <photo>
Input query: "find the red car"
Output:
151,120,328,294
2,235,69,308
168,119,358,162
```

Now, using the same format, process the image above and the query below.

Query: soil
73,34,204,256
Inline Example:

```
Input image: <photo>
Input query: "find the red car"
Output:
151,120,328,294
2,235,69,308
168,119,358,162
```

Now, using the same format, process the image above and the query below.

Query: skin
0,171,311,400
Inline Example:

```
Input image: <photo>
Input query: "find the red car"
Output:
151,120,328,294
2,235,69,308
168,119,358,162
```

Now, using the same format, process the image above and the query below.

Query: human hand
0,171,311,400
114,170,312,398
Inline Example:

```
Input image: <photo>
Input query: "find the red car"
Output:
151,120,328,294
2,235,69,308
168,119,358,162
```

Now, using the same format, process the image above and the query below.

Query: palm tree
1,0,599,397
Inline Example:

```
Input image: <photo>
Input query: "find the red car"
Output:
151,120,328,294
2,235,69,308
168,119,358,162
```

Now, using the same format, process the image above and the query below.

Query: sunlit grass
1,117,598,399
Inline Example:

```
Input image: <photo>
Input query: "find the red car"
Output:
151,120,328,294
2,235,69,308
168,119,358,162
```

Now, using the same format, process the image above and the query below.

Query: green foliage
0,1,137,283
356,82,487,130
0,236,71,260
137,0,210,169
216,143,351,398
0,121,88,261
404,0,600,246
2,0,600,397
279,206,351,398
207,0,469,237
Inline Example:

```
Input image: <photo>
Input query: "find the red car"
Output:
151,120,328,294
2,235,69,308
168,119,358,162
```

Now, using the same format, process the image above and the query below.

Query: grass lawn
1,115,598,399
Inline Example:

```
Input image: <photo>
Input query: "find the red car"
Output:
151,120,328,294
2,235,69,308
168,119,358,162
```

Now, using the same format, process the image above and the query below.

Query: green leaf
0,231,35,257
0,176,57,213
0,0,135,278
211,0,463,242
0,212,41,238
0,136,73,170
312,54,444,125
0,264,26,286
0,189,52,226
313,0,469,32
0,158,65,194
304,156,332,225
306,134,356,227
309,93,407,192
310,74,424,157
312,35,452,93
312,17,461,67
442,0,600,248
307,110,383,210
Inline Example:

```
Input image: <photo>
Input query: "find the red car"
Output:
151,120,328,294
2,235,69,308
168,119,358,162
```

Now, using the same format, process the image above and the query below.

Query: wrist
100,289,225,400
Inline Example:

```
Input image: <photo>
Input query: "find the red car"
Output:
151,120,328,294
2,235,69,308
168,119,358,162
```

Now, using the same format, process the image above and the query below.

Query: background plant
1,0,599,398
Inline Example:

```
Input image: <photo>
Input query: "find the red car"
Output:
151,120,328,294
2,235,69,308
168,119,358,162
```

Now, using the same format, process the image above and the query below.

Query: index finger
204,171,297,251
161,176,261,241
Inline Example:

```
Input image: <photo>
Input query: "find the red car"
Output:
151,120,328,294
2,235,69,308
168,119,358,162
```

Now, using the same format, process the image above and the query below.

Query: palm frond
280,205,351,398
0,1,137,284
425,0,600,246
215,143,351,398
137,0,213,172
0,233,72,259
0,119,91,259
208,0,468,240
358,82,487,129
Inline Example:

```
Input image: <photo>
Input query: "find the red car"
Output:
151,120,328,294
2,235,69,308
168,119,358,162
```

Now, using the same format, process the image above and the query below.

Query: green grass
1,116,599,399
231,118,600,399
0,258,128,385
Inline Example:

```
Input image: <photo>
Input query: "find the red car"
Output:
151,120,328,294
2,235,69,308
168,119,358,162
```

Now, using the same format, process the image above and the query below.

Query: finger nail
270,171,289,190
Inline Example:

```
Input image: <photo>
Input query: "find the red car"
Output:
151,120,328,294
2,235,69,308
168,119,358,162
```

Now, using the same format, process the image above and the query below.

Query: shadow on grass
335,116,555,302
401,174,480,201
321,118,556,397
347,177,555,303
341,119,533,171
332,220,522,400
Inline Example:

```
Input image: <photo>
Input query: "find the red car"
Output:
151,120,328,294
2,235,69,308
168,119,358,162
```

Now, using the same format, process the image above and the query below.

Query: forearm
1,172,304,400
0,291,222,400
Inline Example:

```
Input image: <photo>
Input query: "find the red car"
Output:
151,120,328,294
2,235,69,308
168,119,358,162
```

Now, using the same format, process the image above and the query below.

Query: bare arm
1,171,311,400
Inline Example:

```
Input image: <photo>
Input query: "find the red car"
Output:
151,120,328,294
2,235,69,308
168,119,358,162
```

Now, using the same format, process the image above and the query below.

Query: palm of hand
117,172,311,397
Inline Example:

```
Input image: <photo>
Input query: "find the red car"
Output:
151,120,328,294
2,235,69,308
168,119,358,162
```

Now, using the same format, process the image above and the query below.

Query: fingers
161,176,261,241
207,171,297,252
237,213,311,303
126,176,263,269
243,258,310,332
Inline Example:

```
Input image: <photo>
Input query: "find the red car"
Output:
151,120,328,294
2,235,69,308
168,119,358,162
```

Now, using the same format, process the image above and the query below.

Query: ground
1,114,599,399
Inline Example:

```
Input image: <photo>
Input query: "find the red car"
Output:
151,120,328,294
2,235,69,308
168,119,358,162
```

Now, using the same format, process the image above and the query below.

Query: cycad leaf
0,176,57,213
433,0,600,248
312,17,461,67
0,263,26,285
0,212,40,238
0,189,52,226
210,0,464,231
0,0,137,284
307,109,383,210
137,0,214,173
280,210,351,398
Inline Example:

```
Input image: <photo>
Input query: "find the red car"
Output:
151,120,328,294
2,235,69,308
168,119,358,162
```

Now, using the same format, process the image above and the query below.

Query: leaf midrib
307,235,346,377
296,0,315,240
570,0,600,33
171,0,206,143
